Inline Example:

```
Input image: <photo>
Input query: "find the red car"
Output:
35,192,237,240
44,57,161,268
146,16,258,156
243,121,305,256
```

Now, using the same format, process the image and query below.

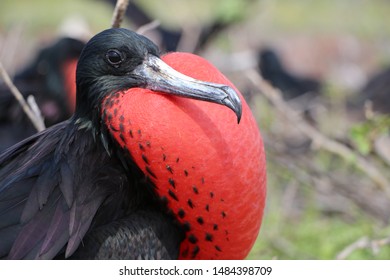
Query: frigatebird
350,67,390,115
0,28,266,259
0,37,84,152
258,48,321,101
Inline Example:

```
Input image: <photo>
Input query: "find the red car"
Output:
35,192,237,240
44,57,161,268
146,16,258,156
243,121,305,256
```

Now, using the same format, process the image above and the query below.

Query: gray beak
132,54,242,123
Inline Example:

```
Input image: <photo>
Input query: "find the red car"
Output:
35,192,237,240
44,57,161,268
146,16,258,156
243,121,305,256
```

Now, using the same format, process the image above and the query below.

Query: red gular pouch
104,52,266,260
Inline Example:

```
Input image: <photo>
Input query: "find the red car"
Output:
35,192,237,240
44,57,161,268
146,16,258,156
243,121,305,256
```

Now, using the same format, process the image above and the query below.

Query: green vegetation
349,115,390,155
249,194,390,259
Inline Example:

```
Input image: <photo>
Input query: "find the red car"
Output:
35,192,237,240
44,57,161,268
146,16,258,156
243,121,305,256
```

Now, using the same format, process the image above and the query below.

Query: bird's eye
106,50,123,66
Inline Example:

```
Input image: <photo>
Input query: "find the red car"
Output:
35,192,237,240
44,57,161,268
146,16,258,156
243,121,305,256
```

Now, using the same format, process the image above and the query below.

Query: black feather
70,211,183,260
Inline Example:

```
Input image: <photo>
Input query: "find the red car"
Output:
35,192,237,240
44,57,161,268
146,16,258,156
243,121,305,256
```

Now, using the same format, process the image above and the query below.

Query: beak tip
234,102,242,124
224,87,242,125
237,111,242,124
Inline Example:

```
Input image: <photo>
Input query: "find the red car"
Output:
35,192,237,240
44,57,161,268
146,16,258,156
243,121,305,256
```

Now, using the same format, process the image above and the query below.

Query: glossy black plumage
70,211,182,259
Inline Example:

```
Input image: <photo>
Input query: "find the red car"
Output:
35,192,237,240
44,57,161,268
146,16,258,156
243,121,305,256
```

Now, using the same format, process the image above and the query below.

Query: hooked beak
132,54,242,123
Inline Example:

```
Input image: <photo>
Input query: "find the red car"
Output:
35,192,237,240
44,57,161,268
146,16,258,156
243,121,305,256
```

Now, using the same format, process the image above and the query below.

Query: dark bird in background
257,48,322,101
348,67,390,116
243,48,323,152
0,28,266,259
0,37,85,152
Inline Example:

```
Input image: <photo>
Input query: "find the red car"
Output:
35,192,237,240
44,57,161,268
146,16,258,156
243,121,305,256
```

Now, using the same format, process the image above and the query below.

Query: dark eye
106,50,123,65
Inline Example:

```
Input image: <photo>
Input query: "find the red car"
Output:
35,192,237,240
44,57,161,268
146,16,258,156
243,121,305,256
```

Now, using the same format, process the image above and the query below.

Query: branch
245,69,390,195
111,0,130,28
336,236,390,259
27,95,44,127
0,62,45,132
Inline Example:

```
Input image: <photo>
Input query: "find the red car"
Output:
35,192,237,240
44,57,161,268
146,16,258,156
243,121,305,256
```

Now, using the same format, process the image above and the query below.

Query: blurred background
1,0,390,259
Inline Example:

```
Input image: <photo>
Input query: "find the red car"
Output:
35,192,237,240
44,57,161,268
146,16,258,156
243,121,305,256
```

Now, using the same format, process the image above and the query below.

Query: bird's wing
0,121,128,259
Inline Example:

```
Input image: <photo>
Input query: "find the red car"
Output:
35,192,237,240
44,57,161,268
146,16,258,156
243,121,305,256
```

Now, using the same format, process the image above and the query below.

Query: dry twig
111,0,130,28
246,69,390,195
337,236,390,259
0,62,45,131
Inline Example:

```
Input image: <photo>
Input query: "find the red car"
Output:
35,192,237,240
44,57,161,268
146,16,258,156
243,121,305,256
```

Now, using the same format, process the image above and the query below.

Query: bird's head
74,28,241,123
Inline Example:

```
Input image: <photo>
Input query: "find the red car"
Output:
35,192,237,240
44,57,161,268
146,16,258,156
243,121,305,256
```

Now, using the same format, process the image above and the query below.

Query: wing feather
0,121,129,259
